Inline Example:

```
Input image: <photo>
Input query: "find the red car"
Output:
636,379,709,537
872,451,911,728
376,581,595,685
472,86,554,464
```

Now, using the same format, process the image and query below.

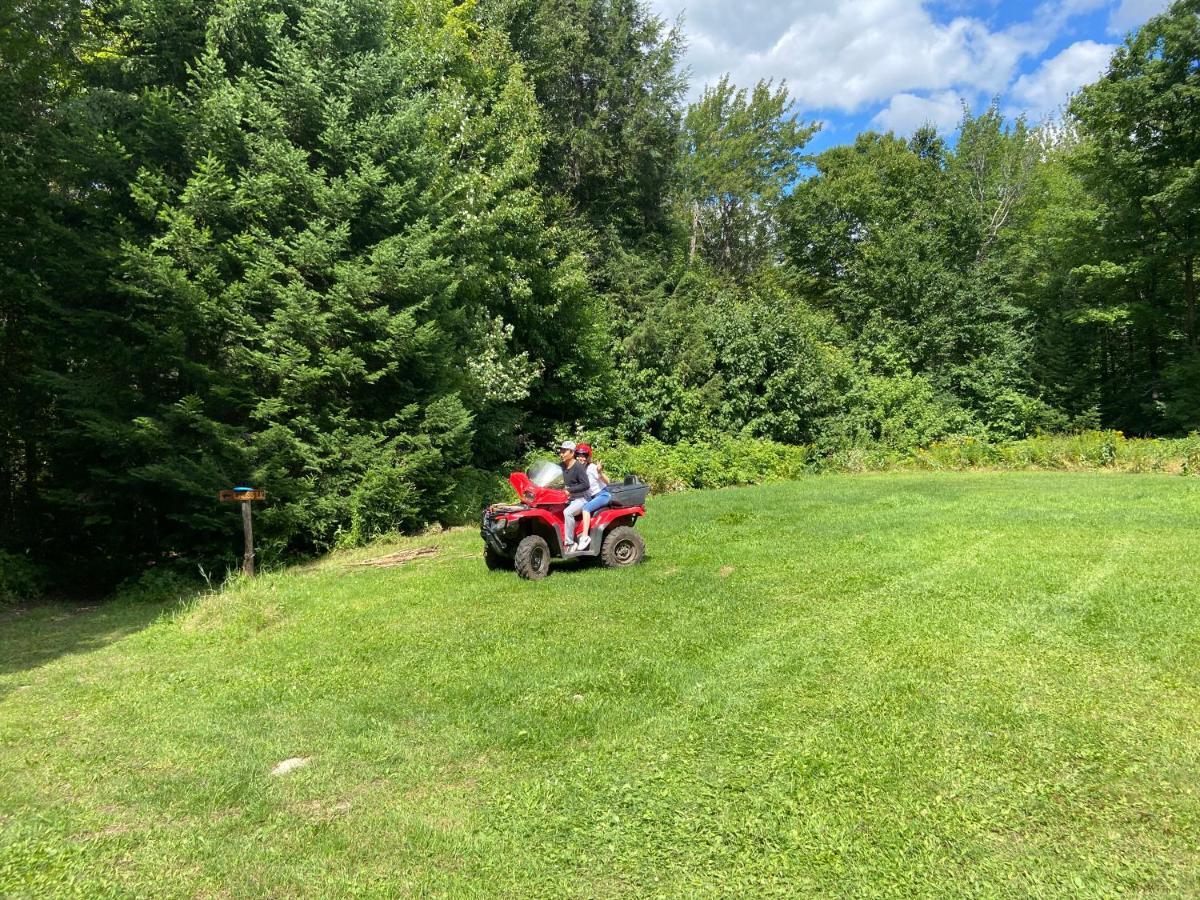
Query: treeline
2,0,1197,590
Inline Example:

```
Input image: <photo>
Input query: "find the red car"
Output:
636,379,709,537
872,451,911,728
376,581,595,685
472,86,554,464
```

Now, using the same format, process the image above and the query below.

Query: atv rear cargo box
608,477,649,509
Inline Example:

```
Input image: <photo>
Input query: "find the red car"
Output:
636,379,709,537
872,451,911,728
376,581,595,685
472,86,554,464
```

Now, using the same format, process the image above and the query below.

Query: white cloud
648,1,1176,140
1009,39,1116,118
1108,0,1171,34
870,89,967,133
652,0,1070,110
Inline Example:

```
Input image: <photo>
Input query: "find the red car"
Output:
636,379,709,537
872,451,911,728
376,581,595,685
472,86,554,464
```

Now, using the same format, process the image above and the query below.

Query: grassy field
2,472,1199,897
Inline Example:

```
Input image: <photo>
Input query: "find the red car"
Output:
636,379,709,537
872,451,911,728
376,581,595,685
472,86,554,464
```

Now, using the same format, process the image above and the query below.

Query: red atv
481,461,649,579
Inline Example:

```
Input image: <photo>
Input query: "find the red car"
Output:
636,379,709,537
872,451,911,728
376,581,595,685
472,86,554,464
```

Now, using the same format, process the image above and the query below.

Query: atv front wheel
484,545,512,571
600,526,644,568
514,534,551,580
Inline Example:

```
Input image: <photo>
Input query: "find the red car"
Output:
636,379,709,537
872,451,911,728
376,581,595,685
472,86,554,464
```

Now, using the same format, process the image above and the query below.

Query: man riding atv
557,440,591,552
479,444,649,580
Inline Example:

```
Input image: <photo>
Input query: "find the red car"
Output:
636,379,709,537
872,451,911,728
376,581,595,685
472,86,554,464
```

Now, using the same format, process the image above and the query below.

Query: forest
2,0,1198,590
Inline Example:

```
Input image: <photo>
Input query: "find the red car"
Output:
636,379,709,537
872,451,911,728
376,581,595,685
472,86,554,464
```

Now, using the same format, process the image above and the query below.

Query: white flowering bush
465,315,543,403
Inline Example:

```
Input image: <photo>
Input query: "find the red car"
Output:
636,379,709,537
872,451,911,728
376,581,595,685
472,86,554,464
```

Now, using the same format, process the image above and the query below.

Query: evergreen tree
476,0,686,238
16,0,607,581
1066,0,1200,432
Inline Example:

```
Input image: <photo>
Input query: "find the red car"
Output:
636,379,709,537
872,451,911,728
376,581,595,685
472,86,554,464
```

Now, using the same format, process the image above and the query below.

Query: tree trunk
720,197,733,268
689,200,700,263
1186,254,1196,349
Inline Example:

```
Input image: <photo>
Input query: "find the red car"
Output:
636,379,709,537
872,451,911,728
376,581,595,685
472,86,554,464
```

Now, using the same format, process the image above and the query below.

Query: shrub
824,373,975,452
1182,434,1200,476
441,469,514,525
909,436,1004,470
346,464,423,546
0,551,44,605
590,431,1199,496
600,437,813,493
112,567,197,605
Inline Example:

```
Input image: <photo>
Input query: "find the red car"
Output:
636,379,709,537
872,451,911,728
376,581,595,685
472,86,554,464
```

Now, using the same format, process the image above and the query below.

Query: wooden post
241,499,255,577
219,489,266,577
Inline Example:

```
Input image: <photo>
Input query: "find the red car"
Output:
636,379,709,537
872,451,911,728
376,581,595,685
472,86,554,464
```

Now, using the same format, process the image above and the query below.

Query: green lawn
2,473,1199,896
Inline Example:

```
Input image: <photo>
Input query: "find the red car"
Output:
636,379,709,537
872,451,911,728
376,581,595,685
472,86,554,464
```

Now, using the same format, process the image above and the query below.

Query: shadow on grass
544,553,654,578
0,598,184,695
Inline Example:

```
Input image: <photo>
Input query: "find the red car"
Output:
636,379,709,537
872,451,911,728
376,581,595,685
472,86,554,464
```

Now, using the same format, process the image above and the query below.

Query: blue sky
648,0,1172,153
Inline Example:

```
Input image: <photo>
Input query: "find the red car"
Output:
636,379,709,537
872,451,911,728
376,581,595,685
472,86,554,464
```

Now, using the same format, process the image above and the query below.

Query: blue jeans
584,490,611,514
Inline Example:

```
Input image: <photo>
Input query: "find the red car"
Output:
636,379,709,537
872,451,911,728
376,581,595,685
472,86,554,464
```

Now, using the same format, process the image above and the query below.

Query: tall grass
599,431,1200,494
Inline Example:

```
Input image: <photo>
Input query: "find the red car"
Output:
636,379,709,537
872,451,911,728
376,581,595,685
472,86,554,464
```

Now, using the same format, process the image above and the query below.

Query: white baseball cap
557,440,577,451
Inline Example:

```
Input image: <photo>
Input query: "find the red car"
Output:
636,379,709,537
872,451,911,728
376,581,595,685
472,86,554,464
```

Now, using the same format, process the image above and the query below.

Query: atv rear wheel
514,534,551,580
484,545,512,571
601,526,644,568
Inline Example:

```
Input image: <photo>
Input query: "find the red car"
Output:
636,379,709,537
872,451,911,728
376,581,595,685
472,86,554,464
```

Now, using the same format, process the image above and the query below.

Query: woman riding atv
575,443,611,549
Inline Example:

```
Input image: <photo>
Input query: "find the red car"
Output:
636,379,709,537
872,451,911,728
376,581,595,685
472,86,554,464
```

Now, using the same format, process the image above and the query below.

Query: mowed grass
2,473,1199,897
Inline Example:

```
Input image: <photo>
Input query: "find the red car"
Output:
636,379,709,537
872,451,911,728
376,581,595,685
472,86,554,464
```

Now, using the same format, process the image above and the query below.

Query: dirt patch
346,547,439,569
719,566,735,578
299,798,353,820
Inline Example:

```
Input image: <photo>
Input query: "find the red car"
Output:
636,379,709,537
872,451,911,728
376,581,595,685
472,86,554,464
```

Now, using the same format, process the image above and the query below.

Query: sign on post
218,487,266,576
218,489,266,502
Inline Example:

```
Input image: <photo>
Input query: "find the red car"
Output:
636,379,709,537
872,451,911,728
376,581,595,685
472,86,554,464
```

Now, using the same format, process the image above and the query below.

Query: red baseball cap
576,443,592,455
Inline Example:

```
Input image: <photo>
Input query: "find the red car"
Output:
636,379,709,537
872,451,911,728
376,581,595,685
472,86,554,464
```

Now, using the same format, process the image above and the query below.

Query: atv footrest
562,529,602,558
561,547,600,559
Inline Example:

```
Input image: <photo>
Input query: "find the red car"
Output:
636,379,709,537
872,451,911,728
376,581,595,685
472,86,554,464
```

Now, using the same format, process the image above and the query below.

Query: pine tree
477,0,686,238
1067,0,1200,431
24,0,606,580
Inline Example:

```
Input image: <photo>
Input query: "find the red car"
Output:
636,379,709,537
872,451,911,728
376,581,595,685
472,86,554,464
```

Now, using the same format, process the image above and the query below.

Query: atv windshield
526,460,565,488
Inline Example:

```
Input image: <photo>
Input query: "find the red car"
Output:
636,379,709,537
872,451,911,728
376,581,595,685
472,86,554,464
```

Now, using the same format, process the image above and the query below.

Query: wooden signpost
218,487,266,576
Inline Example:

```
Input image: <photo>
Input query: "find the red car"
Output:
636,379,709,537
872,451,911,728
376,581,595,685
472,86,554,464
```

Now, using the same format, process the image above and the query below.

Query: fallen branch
346,547,440,569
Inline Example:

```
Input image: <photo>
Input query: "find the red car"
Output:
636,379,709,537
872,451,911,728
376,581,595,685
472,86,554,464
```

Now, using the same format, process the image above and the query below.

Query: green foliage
784,113,1049,438
600,436,813,492
0,0,124,557
825,372,976,451
442,468,514,525
0,551,44,605
1162,353,1200,434
9,0,609,582
1182,433,1200,475
1062,0,1200,432
608,267,876,446
597,431,1200,494
680,76,816,273
477,0,686,238
906,430,1196,473
5,0,1200,590
707,285,857,444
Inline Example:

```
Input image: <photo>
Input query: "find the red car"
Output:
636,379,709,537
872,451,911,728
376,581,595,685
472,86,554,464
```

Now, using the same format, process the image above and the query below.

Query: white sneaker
576,535,591,551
